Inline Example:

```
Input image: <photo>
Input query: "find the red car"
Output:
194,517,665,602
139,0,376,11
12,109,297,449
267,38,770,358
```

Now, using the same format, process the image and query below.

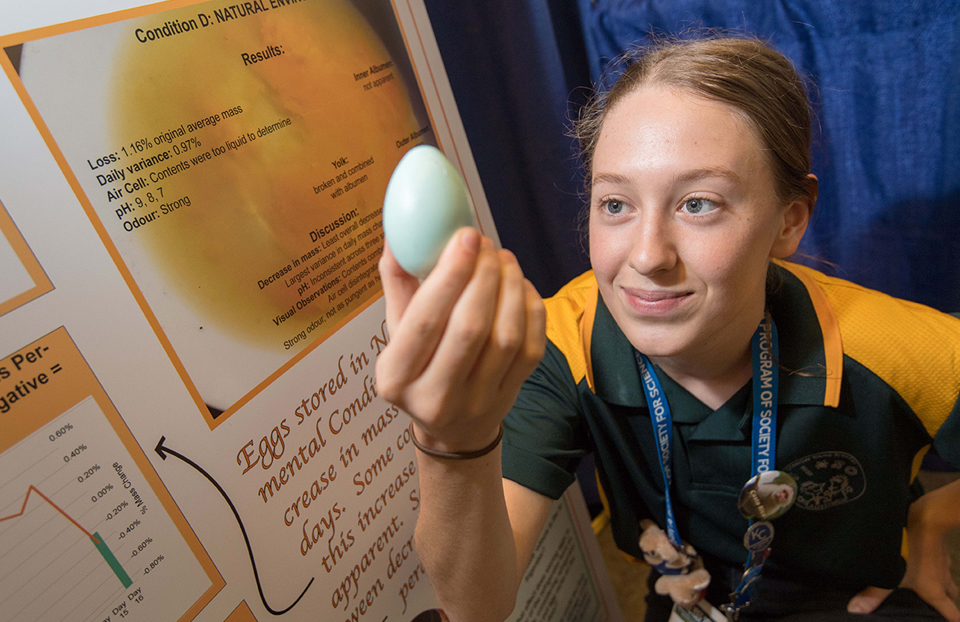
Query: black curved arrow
156,436,313,615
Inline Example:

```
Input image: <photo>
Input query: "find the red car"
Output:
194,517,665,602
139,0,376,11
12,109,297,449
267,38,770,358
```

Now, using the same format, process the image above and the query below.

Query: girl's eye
603,200,625,214
682,197,719,215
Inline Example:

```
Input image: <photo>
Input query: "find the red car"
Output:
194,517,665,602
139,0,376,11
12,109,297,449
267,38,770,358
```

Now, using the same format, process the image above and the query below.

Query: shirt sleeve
926,313,960,469
932,394,960,469
501,339,591,500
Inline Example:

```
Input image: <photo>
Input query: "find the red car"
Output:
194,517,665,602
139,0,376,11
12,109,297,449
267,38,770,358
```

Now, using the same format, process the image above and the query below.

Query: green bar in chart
91,531,132,588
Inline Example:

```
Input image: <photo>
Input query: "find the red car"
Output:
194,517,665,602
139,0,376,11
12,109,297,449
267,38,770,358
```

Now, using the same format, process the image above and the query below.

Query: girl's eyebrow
591,172,632,187
592,167,744,188
671,167,744,186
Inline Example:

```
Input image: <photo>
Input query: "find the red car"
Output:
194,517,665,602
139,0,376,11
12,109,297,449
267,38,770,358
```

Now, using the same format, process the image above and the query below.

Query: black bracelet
410,423,504,460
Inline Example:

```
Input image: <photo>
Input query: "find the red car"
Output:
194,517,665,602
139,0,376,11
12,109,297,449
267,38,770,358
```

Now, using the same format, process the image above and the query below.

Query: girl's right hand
375,227,546,454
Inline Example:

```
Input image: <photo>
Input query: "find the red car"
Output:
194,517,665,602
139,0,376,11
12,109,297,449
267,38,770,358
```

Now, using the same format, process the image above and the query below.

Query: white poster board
0,1,625,621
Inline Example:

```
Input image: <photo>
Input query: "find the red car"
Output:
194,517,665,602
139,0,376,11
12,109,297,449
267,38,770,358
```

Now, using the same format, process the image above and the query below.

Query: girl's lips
622,288,693,316
631,289,689,302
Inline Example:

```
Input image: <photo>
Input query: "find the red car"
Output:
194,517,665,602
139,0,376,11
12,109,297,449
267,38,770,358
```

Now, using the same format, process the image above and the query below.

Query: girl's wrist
910,483,960,534
412,424,504,460
410,421,504,457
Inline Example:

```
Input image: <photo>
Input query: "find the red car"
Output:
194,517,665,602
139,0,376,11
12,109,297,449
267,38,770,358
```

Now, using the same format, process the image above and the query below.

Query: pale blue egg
383,145,477,277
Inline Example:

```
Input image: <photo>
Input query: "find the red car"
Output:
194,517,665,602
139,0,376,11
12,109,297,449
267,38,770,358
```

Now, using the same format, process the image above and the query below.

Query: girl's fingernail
460,227,480,252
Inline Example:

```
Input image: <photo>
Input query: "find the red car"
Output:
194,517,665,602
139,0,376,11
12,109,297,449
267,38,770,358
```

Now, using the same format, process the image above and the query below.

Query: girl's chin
622,329,694,360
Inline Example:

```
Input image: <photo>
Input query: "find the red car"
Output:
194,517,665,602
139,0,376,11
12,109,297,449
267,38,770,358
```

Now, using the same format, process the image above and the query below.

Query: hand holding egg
376,146,545,454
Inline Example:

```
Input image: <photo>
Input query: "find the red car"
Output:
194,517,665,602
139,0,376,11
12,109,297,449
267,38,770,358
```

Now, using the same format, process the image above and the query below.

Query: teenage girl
375,36,960,622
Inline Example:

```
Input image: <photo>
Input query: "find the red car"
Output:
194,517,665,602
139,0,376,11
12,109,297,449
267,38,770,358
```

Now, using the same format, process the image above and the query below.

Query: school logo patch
783,451,865,511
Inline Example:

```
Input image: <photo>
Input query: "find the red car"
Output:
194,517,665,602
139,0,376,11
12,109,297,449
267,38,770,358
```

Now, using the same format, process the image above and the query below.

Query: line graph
1,484,100,542
0,397,210,622
0,485,132,588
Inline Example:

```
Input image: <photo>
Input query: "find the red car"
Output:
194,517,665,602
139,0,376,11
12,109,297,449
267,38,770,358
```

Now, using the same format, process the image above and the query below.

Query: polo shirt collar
766,262,843,408
589,295,646,408
586,263,843,416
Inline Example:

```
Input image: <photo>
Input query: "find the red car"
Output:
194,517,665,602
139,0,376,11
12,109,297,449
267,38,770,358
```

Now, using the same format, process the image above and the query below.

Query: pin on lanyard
636,313,793,619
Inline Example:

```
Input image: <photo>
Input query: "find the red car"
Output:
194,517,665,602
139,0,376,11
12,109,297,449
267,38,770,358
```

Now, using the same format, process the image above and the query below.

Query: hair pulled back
576,36,814,205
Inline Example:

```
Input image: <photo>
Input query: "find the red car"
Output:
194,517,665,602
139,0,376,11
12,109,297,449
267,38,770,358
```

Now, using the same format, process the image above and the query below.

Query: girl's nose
628,213,678,276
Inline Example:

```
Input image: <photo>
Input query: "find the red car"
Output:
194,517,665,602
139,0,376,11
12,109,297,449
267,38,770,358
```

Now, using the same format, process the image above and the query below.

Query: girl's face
589,86,808,364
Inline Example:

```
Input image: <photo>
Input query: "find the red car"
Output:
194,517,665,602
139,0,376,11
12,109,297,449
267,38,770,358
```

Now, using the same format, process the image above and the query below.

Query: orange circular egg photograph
111,0,429,351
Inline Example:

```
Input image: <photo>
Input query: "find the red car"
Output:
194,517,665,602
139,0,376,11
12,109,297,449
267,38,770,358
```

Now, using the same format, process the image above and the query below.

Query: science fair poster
0,1,623,621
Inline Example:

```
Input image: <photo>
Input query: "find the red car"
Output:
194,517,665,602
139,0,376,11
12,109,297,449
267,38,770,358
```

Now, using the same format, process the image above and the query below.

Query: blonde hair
576,35,815,205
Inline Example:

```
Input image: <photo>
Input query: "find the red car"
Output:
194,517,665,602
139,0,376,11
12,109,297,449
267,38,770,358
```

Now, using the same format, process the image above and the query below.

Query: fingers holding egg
472,249,529,390
379,144,487,384
378,240,422,335
378,145,540,442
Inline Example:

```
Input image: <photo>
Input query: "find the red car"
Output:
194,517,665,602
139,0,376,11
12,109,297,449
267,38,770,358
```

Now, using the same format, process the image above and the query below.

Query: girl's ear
771,174,817,259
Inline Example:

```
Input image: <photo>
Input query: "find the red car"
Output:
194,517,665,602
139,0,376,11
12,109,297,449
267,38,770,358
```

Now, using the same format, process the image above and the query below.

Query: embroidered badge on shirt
783,451,865,510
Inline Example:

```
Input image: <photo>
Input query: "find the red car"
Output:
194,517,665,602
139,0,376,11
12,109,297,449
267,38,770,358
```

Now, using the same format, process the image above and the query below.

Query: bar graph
91,531,133,589
0,486,133,590
0,396,211,622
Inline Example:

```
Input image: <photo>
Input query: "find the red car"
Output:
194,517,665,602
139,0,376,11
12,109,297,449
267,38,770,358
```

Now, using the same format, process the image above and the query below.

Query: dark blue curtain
579,0,960,312
425,0,960,310
422,0,593,298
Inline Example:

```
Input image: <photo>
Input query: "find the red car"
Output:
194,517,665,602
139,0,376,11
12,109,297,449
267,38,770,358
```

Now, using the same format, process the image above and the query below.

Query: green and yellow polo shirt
502,261,960,590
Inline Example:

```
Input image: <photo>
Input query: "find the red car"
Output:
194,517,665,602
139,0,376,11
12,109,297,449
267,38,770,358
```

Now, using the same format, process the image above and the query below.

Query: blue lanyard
635,314,779,550
751,315,779,477
636,353,683,547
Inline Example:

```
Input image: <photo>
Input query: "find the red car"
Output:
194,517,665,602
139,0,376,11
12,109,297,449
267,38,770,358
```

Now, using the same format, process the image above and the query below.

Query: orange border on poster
0,326,224,622
0,198,54,317
224,600,259,622
0,0,475,430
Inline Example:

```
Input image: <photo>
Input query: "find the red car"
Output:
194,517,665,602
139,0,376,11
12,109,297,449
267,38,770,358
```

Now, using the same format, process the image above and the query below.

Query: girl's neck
648,311,764,411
